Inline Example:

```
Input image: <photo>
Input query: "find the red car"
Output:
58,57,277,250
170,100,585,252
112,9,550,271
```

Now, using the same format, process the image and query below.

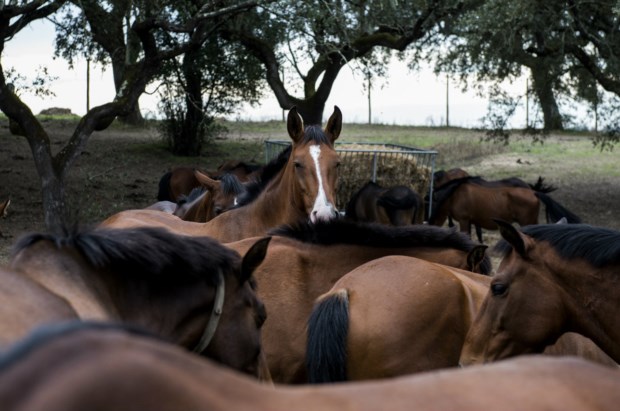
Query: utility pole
445,73,450,127
367,69,372,124
525,78,529,128
86,58,90,112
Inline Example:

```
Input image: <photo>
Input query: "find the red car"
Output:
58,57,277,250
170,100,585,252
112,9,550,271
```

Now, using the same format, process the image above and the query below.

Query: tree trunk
111,57,144,126
295,100,326,125
174,48,204,156
530,65,563,131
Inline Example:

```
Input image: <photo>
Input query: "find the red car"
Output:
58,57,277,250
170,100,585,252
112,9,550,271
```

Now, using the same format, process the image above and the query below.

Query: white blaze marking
309,145,335,222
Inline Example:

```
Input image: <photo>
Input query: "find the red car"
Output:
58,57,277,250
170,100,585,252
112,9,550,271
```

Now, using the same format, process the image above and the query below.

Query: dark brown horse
306,254,615,383
2,322,620,411
345,181,423,225
101,106,343,243
224,219,491,383
429,176,580,242
460,221,620,365
8,226,271,377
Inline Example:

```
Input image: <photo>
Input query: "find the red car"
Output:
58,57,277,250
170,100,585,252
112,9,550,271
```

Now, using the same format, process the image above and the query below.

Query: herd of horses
1,106,619,410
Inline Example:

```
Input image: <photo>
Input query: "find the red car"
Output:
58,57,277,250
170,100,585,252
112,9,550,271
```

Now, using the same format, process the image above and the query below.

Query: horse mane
429,176,481,220
302,124,332,145
236,145,291,207
0,321,159,373
377,186,419,210
12,226,241,285
270,219,492,274
177,186,206,205
219,173,246,196
494,224,620,268
529,176,557,193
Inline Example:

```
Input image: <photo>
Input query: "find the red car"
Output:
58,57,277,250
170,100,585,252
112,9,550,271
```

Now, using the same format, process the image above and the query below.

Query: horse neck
547,256,620,362
10,243,118,321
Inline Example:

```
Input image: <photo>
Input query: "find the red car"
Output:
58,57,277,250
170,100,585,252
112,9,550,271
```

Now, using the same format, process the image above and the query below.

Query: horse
2,322,620,411
101,106,343,243
305,254,615,383
345,181,423,225
428,176,580,242
224,219,491,383
460,220,620,366
157,161,261,202
174,171,246,222
7,225,271,378
433,167,470,188
0,266,79,348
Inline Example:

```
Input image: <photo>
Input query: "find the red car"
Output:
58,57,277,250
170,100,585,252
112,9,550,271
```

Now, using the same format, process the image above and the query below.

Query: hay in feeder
336,148,432,210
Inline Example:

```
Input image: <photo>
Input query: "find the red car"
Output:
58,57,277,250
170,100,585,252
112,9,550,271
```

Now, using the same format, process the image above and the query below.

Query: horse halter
193,270,225,354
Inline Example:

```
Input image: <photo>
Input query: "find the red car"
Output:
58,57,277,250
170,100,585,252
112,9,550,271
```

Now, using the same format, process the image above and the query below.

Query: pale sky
2,17,573,129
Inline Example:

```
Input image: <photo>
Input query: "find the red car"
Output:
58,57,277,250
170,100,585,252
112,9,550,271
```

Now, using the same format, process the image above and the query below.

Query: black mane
236,145,291,207
12,226,241,285
270,219,492,274
494,223,620,268
219,172,246,196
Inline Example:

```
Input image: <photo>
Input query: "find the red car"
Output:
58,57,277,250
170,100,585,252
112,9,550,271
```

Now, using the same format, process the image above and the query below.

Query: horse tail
306,289,349,383
157,171,173,201
529,176,557,193
535,192,582,224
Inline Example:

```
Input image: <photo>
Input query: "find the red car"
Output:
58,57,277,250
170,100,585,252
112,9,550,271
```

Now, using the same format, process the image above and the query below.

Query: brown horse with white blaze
101,106,342,242
460,220,620,365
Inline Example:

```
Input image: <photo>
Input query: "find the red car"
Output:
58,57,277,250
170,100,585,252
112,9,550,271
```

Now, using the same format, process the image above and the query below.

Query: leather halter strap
193,270,225,353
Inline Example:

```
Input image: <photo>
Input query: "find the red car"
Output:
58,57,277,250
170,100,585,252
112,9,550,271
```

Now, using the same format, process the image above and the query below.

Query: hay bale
336,145,432,210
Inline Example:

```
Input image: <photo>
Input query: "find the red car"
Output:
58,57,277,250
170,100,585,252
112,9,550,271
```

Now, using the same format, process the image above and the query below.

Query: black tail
535,192,581,224
157,171,173,201
529,176,557,193
306,289,349,383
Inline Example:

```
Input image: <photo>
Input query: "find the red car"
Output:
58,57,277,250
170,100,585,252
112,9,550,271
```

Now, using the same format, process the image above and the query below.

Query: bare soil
0,119,618,266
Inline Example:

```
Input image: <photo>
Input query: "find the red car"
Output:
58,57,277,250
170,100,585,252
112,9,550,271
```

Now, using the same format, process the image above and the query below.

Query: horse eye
491,283,508,296
214,206,223,215
335,162,341,168
294,161,302,169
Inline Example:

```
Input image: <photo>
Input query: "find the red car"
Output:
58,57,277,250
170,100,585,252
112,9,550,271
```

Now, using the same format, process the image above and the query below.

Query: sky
2,17,558,129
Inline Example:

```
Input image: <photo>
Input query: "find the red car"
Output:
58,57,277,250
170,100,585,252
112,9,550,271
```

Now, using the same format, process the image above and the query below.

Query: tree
53,0,146,125
157,4,265,156
0,0,260,232
221,0,482,124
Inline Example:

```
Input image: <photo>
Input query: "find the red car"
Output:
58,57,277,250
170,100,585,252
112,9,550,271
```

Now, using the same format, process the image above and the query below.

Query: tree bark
530,65,563,131
175,48,204,156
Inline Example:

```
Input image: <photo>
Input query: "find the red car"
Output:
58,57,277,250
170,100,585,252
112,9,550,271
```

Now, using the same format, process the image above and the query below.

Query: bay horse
305,254,615,383
345,181,424,225
460,220,620,366
101,106,342,243
174,171,246,222
3,322,620,411
224,219,491,383
428,176,580,242
157,161,261,202
8,226,271,378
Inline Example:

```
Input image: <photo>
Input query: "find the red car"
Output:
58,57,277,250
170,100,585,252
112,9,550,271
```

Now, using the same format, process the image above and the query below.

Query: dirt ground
0,119,619,266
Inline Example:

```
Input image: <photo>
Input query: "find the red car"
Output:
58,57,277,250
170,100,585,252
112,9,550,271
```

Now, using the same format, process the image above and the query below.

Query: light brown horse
345,181,424,225
2,323,620,411
225,219,492,383
306,254,615,383
0,266,79,348
101,106,342,243
8,226,271,378
429,176,580,241
460,220,620,365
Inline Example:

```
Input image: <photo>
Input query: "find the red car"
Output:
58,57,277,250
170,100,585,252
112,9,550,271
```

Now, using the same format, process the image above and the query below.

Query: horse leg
475,225,484,243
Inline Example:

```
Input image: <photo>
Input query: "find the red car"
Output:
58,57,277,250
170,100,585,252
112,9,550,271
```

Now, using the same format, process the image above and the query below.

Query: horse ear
240,236,272,282
466,245,488,272
555,217,567,224
194,170,219,191
324,105,342,143
0,198,10,218
494,219,526,258
287,106,304,144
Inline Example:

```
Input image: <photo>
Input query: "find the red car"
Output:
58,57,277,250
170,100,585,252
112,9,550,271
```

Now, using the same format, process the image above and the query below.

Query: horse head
287,106,341,224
